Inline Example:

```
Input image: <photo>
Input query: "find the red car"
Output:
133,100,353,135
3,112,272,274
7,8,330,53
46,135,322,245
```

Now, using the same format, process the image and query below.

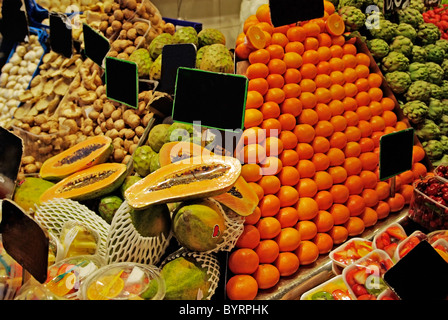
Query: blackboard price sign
384,0,410,12
379,128,414,181
105,56,139,109
83,23,110,68
49,12,73,58
424,0,441,7
269,0,324,27
1,0,29,42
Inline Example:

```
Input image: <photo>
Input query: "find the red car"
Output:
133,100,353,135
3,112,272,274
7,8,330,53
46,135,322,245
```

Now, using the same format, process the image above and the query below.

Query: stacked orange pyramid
226,2,428,300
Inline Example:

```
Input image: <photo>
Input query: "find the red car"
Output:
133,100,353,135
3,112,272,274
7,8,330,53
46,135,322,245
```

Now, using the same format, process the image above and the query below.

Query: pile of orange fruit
226,2,429,300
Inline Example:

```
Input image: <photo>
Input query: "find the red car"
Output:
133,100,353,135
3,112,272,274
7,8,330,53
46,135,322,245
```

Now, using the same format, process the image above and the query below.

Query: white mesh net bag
160,248,221,300
34,198,110,260
106,200,172,265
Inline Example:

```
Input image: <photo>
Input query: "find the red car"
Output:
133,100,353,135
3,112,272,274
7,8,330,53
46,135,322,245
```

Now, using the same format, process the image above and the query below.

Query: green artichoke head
416,118,441,141
427,98,445,122
411,45,427,63
396,23,417,42
381,51,410,73
408,62,428,82
367,38,390,60
417,23,442,46
426,62,445,85
401,99,429,124
338,6,366,31
422,139,444,160
385,71,412,95
425,44,446,64
405,80,432,103
389,35,414,57
398,7,424,28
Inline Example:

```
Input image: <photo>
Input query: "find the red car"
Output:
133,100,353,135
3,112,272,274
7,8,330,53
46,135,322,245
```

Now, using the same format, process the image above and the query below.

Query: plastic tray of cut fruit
372,223,407,260
329,238,373,269
300,275,353,300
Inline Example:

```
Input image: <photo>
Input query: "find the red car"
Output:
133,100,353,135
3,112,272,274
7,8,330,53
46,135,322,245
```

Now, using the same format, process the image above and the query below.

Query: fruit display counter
0,0,448,302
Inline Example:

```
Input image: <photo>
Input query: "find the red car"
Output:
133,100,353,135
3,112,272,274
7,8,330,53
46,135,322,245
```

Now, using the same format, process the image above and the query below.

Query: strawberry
332,289,352,300
351,284,368,297
386,226,406,240
384,242,398,258
381,232,391,247
357,293,376,300
353,268,368,285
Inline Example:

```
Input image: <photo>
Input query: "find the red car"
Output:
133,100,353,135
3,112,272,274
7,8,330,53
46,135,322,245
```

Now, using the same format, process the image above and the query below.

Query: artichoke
416,118,441,141
439,115,448,135
381,51,409,73
411,45,427,63
398,7,424,29
405,80,432,102
408,62,428,82
426,62,445,85
367,38,390,60
408,0,425,13
422,139,444,160
441,59,448,80
385,71,411,94
440,136,448,154
417,23,442,46
389,35,413,57
396,23,417,42
400,100,429,124
440,81,448,99
427,98,445,121
337,0,365,9
425,44,446,64
369,18,397,42
338,6,366,31
435,39,448,55
429,83,444,100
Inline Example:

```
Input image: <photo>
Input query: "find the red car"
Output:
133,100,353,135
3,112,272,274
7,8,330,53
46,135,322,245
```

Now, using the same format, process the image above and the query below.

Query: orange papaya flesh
213,176,259,216
158,141,213,167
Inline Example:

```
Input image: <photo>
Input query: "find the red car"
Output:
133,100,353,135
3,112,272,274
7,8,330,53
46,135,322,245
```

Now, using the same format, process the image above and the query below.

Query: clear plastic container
427,229,448,244
393,230,427,262
80,262,165,300
300,275,353,300
44,255,105,300
433,163,448,182
0,235,23,300
377,288,400,300
408,176,448,231
342,250,394,300
329,238,373,268
59,220,100,259
432,238,448,262
372,223,407,259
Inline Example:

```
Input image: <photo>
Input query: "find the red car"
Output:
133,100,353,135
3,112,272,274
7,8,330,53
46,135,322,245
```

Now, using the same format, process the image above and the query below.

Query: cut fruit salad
373,223,407,259
394,231,428,261
301,275,353,300
330,238,373,268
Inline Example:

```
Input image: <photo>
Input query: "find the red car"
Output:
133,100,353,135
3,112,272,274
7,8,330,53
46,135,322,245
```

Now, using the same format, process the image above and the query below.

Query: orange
368,87,383,102
303,21,321,37
256,3,271,23
344,82,359,97
312,152,330,171
330,44,344,58
294,123,315,143
344,125,362,142
260,156,283,175
355,64,370,79
315,74,332,89
295,220,318,241
384,126,396,135
328,225,349,245
400,184,414,204
236,224,261,249
241,163,262,182
315,87,333,104
356,53,371,67
342,97,358,112
274,252,300,277
246,90,264,109
315,103,333,121
252,264,280,290
266,44,285,59
283,83,302,99
277,166,300,187
331,34,346,46
314,119,335,137
344,216,365,236
302,49,320,65
286,26,307,42
258,175,281,195
395,120,408,131
355,77,370,92
344,141,361,157
330,203,351,225
342,54,357,69
279,149,299,166
324,0,336,14
359,170,378,189
297,159,316,179
370,115,386,132
243,143,266,164
242,126,266,145
342,43,357,55
343,67,358,83
369,101,384,116
255,239,280,264
295,240,319,265
271,32,289,48
226,274,258,300
343,157,363,176
268,58,287,75
297,177,318,198
267,73,285,89
345,194,366,216
265,87,286,104
261,118,282,136
330,84,346,101
245,206,262,225
329,131,348,149
387,193,405,212
312,232,334,254
381,97,395,111
236,32,247,46
281,98,302,116
276,207,299,228
359,206,378,227
295,197,319,220
361,188,379,207
313,209,335,232
371,131,384,148
279,129,298,148
344,174,365,195
285,41,305,54
248,183,264,202
260,101,280,119
330,71,345,85
355,91,371,107
235,43,252,60
284,68,303,84
249,78,269,96
314,170,334,191
328,100,345,116
299,92,318,110
312,136,331,153
358,120,373,138
330,115,348,132
296,142,315,160
275,227,301,252
375,181,391,201
412,145,425,163
317,45,332,61
375,201,391,220
329,57,345,72
329,184,350,204
259,194,281,217
246,63,270,80
255,21,274,35
263,136,284,157
359,137,375,153
248,48,271,64
228,248,259,274
328,166,348,184
283,51,303,69
382,110,398,127
300,78,317,93
244,108,264,128
303,36,320,51
256,216,282,239
316,60,332,75
359,151,379,171
412,162,428,180
300,63,318,80
314,190,334,211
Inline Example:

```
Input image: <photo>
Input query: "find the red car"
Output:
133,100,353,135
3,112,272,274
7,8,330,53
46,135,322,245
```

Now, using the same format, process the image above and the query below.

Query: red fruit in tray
352,283,368,296
357,293,376,300
353,268,368,285
384,243,398,258
345,268,358,287
332,289,352,300
380,232,391,246
386,226,407,240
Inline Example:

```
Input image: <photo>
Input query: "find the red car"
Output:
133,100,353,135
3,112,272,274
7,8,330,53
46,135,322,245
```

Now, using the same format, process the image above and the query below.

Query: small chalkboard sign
158,43,197,95
384,0,410,12
424,0,441,8
49,12,73,58
379,128,414,181
105,56,139,109
268,0,324,27
384,240,448,300
172,67,248,132
1,0,29,42
0,199,49,283
83,23,110,68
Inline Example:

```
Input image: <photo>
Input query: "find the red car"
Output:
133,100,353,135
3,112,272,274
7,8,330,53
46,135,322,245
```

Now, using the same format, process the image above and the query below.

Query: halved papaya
326,13,345,36
158,141,213,167
40,162,127,203
125,155,241,209
40,135,113,180
213,176,259,216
